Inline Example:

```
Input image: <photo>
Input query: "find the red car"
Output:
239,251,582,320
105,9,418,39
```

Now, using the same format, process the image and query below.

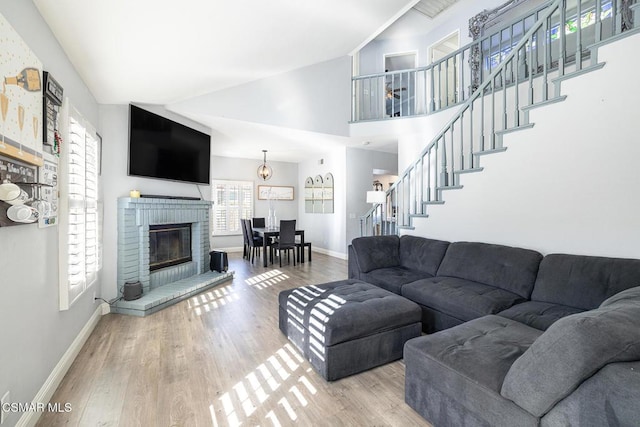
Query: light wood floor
37,252,431,427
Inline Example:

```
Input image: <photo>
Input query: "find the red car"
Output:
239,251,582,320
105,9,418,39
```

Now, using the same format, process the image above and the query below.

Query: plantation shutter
60,104,101,310
212,180,253,236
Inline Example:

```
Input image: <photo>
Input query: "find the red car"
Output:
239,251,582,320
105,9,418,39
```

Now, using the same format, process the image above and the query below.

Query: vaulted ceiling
34,0,419,105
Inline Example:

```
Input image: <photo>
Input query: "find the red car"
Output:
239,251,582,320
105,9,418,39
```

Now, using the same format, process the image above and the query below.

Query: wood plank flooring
36,252,431,427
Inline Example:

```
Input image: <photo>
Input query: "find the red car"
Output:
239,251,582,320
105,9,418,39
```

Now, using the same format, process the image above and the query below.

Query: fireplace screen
149,223,192,271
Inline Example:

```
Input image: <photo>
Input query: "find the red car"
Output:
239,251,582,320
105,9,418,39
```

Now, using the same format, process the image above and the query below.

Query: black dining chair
252,217,272,244
296,239,312,263
245,219,269,264
240,219,250,260
275,220,297,267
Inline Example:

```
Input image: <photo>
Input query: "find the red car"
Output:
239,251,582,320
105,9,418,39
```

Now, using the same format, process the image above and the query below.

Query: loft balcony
351,0,631,123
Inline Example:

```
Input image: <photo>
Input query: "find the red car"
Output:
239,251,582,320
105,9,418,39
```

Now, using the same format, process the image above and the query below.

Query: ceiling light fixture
257,149,273,181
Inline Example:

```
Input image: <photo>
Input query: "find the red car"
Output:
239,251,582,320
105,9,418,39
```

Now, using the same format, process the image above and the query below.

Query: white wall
345,148,398,245
210,155,298,250
170,56,352,137
297,147,347,257
0,4,101,426
407,33,640,259
351,105,458,172
99,104,212,301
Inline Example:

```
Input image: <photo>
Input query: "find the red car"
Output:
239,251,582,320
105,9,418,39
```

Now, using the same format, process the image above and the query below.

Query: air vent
412,0,459,19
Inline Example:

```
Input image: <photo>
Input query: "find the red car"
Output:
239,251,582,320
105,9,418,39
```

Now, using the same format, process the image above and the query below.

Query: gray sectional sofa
348,235,640,426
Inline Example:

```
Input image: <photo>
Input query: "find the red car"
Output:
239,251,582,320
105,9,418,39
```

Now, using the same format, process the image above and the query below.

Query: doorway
429,31,459,109
384,52,417,117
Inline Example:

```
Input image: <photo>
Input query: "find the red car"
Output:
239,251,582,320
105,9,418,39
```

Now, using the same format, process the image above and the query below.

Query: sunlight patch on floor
187,284,239,315
245,269,290,289
209,343,315,427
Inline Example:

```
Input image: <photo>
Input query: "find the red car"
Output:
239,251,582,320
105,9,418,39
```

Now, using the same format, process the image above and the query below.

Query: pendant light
257,150,273,181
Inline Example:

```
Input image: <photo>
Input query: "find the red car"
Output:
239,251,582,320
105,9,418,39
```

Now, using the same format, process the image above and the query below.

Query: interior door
384,53,416,117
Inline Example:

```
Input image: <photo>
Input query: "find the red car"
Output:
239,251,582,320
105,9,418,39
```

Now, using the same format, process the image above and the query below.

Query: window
59,104,101,310
212,180,253,236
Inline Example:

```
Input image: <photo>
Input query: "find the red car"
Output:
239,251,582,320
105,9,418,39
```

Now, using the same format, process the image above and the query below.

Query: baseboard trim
312,247,348,260
16,304,105,427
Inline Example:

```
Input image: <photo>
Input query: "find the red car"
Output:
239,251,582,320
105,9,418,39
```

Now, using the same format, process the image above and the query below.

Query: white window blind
59,103,100,310
212,180,253,236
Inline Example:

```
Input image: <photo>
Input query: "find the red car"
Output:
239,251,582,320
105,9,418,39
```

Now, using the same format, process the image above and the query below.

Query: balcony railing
351,0,632,123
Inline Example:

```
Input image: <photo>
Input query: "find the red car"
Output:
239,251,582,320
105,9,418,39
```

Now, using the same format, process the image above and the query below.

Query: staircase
360,0,639,237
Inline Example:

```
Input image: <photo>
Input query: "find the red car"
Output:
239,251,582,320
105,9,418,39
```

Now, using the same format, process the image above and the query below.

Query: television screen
128,105,211,184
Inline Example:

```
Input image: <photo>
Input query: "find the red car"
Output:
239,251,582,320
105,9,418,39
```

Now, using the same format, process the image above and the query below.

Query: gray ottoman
278,279,422,381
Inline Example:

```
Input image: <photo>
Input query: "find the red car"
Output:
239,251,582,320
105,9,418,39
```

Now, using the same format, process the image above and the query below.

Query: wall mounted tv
128,104,211,184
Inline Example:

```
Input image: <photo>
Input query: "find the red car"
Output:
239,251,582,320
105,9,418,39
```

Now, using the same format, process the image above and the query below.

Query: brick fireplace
117,197,211,294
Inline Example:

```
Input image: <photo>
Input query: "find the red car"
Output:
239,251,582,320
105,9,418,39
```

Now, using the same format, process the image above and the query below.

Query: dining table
252,227,305,267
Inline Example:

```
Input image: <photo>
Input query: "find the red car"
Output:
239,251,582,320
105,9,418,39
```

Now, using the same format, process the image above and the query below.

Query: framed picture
258,185,294,201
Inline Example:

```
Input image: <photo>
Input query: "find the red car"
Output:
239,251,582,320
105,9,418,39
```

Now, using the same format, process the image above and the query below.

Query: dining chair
245,219,268,264
253,217,274,245
275,220,297,267
240,219,250,260
296,239,312,263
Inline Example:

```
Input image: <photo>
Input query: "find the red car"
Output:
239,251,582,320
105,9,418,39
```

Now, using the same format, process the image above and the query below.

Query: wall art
257,185,294,201
0,13,44,167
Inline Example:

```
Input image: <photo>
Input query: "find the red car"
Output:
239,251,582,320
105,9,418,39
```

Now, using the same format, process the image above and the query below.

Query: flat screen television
128,104,211,184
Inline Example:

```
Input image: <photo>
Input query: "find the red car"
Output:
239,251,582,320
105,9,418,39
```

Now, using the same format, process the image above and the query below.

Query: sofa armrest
501,287,640,417
350,235,400,273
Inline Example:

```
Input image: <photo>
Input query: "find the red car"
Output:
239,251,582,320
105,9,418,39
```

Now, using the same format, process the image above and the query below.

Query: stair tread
454,167,484,174
423,200,445,205
552,63,605,84
521,96,567,111
436,185,463,191
474,147,508,156
495,123,535,135
409,213,429,218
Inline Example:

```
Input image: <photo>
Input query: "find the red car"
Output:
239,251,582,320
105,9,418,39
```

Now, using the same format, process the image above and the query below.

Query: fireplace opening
149,223,192,271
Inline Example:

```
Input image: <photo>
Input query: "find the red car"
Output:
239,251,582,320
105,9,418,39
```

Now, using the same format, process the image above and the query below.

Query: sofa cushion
361,267,430,295
399,235,450,276
404,315,542,427
501,286,640,417
531,253,640,310
436,241,542,298
402,277,526,322
498,301,584,331
350,235,400,273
